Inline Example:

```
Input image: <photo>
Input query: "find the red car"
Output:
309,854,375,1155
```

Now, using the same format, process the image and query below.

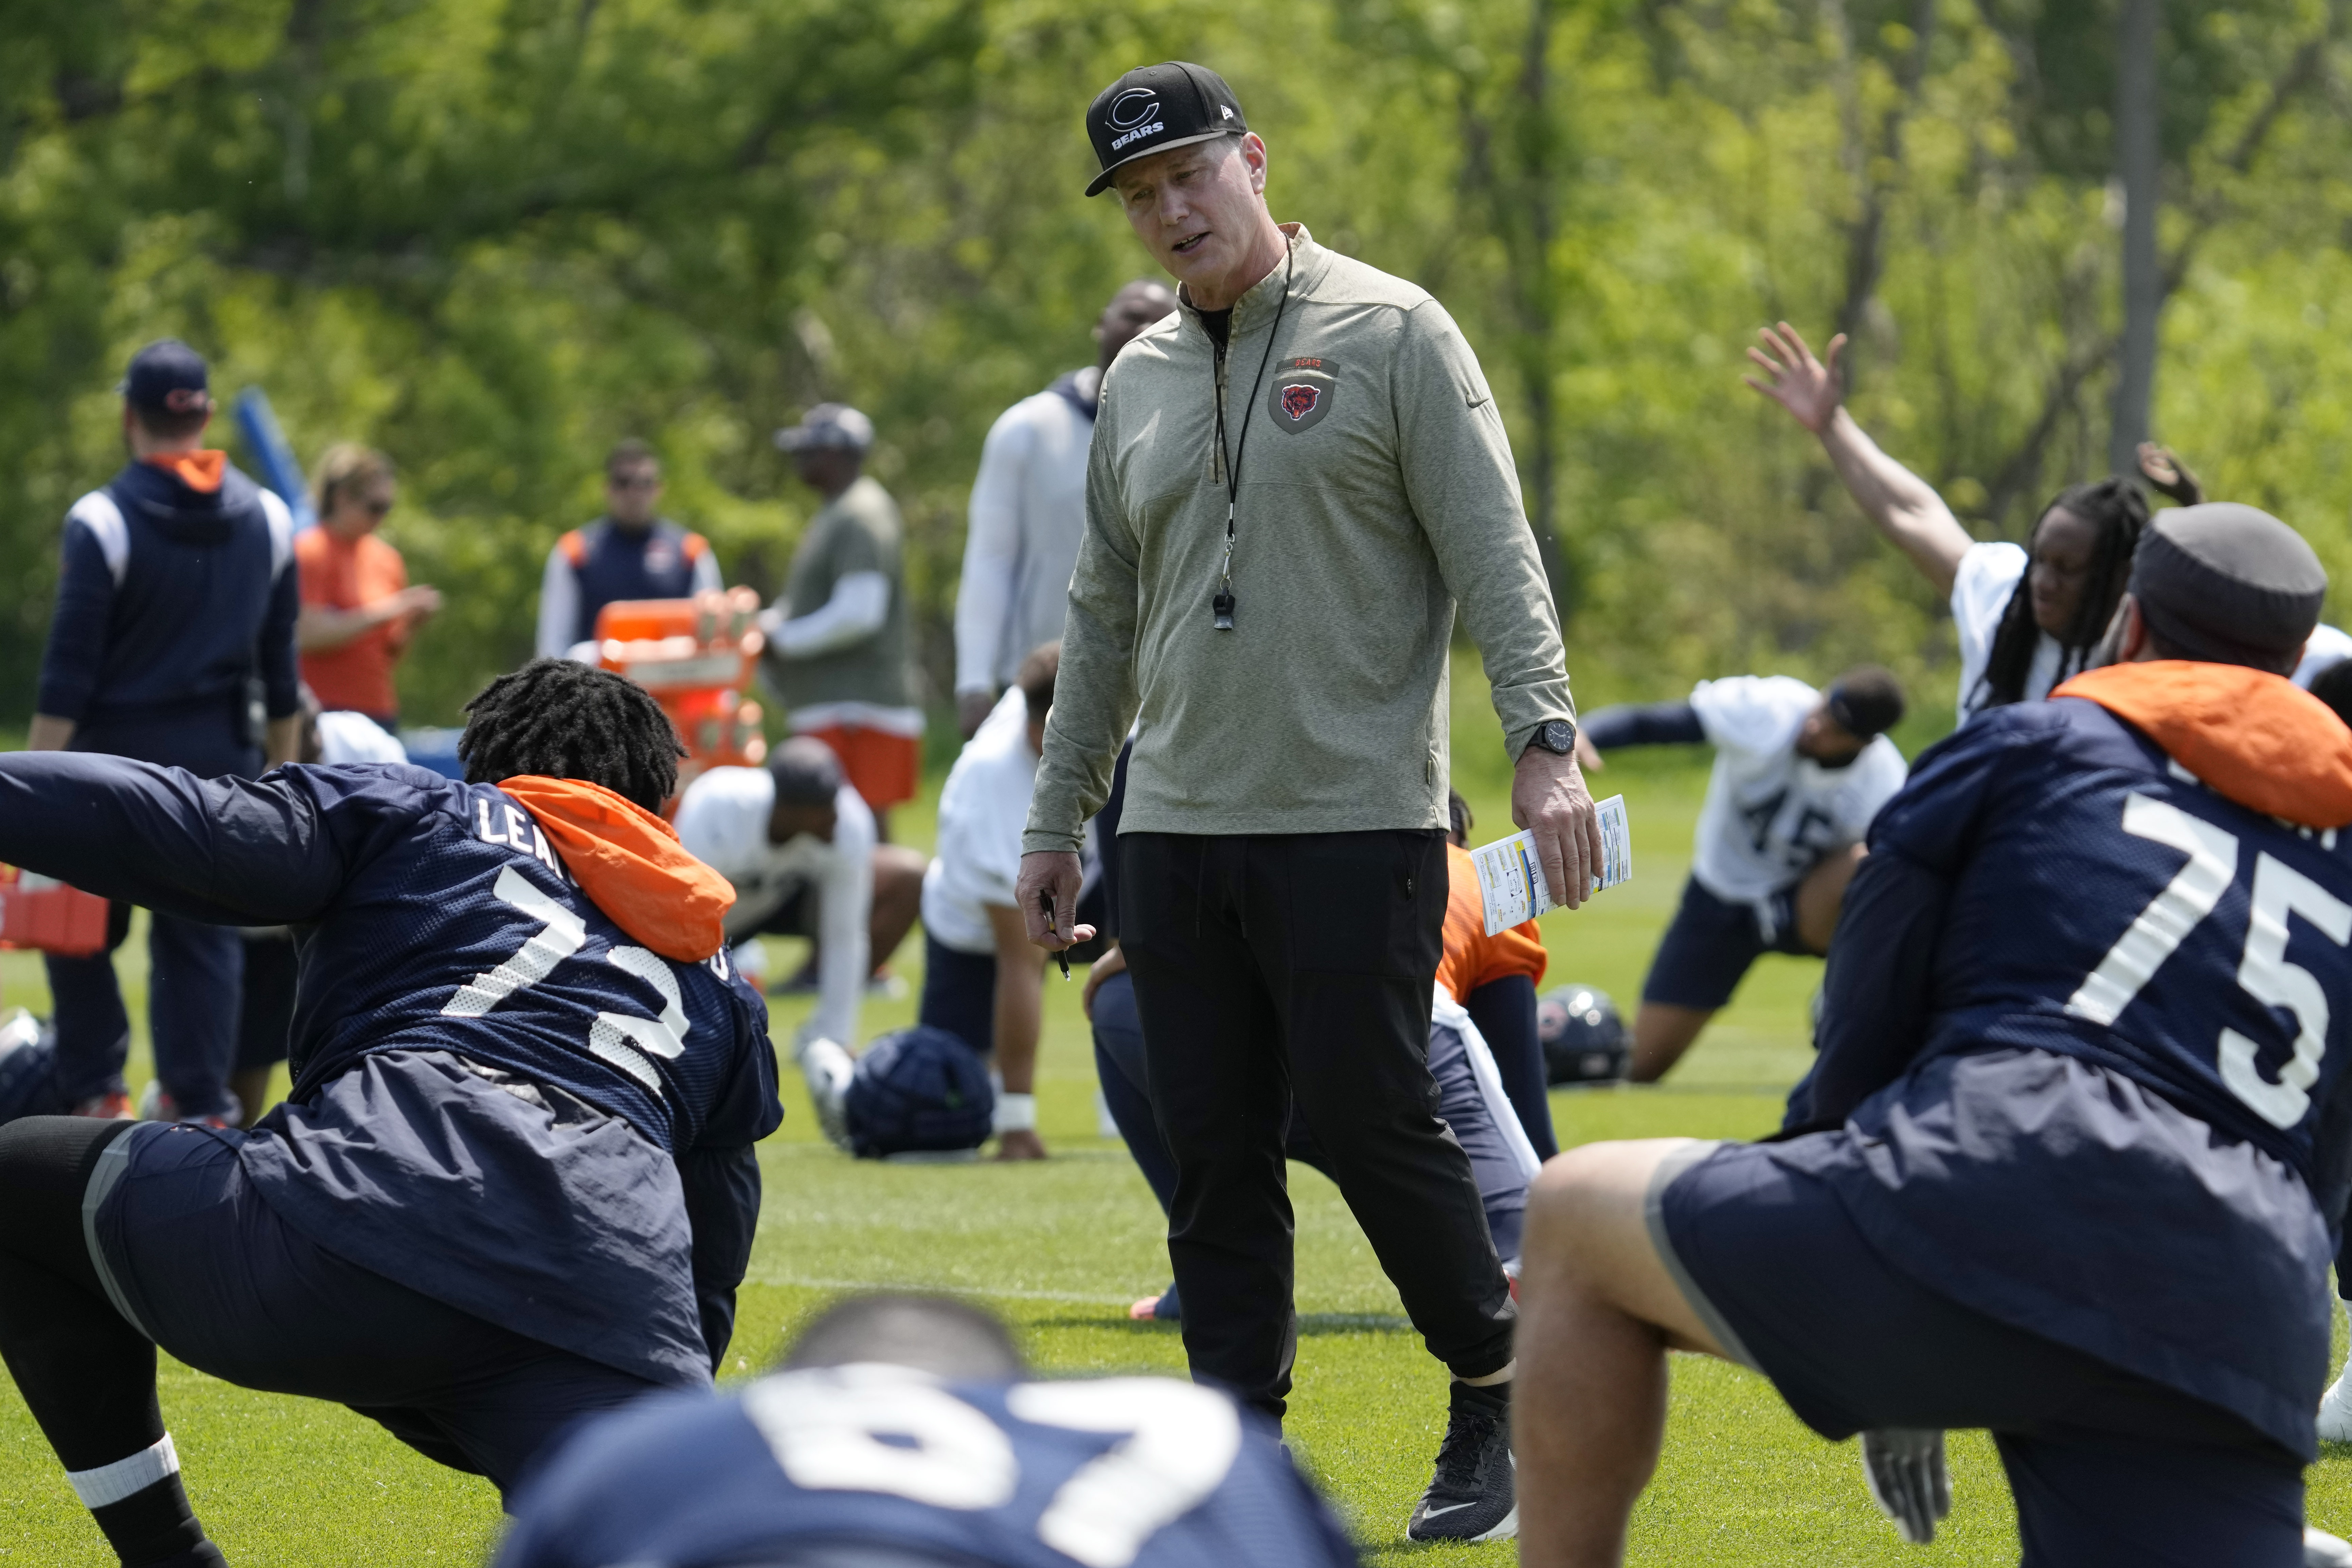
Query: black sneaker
1406,1381,1516,1542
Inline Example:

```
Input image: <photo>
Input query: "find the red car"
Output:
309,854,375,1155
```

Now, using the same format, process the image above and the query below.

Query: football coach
1015,61,1599,1543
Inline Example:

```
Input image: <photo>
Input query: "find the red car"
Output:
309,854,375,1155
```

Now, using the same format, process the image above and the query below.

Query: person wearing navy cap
28,339,303,1128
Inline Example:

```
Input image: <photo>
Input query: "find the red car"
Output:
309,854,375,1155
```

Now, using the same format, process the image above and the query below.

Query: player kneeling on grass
804,644,1065,1162
1515,505,2352,1568
1576,667,1907,1083
0,658,779,1568
493,1292,1364,1568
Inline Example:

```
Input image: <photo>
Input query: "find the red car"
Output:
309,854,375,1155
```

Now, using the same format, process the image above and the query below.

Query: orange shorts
802,724,920,811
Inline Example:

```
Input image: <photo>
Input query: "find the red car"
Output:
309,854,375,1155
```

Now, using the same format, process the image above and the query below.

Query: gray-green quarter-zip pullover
1023,225,1576,852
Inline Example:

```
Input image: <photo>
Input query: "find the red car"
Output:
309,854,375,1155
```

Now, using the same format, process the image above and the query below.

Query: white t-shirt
1687,675,1909,904
315,710,407,765
953,373,1097,697
921,688,1038,955
2295,623,2352,689
1951,541,2066,719
673,768,875,1046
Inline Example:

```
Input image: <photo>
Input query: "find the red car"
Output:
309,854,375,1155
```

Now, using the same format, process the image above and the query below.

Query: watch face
1538,721,1576,754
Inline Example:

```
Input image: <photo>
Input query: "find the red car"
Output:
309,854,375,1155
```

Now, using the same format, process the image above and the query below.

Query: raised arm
1745,323,1973,598
0,753,345,926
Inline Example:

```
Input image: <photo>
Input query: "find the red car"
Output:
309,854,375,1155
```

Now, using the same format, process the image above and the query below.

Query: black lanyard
1209,248,1293,630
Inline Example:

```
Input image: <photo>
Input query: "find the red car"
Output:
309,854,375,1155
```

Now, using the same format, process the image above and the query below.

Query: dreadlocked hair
459,658,685,813
1972,477,2149,710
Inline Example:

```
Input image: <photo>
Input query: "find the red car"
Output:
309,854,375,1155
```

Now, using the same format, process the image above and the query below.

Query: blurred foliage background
5,0,2351,729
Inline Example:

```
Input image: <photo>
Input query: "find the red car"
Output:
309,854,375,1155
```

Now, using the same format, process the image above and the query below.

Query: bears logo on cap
1109,89,1160,130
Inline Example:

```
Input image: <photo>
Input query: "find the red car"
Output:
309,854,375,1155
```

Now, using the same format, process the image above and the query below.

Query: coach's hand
1016,851,1094,951
1513,743,1604,911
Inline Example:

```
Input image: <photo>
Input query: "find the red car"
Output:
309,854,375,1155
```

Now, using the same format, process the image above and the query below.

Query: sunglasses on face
611,474,660,491
362,498,393,516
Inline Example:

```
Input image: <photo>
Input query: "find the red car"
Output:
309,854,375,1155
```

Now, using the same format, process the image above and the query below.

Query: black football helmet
1538,985,1629,1085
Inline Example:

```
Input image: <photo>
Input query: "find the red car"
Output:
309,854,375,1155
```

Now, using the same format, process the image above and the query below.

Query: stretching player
0,659,778,1568
1578,667,1906,1082
496,1293,1362,1568
1516,504,2352,1566
912,643,1064,1158
1747,324,2166,717
673,737,926,1050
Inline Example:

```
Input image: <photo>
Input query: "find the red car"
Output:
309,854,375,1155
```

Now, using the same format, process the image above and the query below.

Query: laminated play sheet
1470,794,1631,935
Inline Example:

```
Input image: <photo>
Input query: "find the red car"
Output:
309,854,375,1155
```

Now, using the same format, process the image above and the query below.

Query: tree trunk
2109,0,2161,474
1515,0,1571,628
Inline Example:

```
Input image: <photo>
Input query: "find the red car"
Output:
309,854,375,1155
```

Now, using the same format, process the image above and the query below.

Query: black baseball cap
1084,62,1248,197
118,339,211,414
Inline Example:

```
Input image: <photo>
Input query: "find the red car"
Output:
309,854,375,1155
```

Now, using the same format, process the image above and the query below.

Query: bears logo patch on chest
1265,357,1336,434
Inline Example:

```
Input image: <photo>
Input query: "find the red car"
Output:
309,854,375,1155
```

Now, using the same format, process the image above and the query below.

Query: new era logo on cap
1084,62,1249,197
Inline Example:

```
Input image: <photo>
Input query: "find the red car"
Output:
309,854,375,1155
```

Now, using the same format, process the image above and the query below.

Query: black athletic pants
1118,830,1516,1420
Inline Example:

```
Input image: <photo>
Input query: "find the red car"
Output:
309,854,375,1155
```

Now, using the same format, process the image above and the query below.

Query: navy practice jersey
0,752,782,1384
1813,695,2352,1183
497,1364,1362,1568
0,753,773,1156
1780,692,2352,1455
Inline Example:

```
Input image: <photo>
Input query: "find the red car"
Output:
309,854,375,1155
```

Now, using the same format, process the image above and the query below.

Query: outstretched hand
1744,322,1845,435
2135,441,2204,506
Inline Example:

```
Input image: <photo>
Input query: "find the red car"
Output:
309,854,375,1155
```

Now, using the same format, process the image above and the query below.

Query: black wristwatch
1528,719,1578,756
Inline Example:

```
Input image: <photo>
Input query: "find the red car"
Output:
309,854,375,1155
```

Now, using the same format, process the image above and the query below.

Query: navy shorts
1651,1139,2304,1566
88,1122,662,1496
1640,877,1814,1010
917,931,996,1057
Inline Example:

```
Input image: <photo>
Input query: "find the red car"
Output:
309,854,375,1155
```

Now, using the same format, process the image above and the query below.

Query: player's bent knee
1525,1139,1725,1353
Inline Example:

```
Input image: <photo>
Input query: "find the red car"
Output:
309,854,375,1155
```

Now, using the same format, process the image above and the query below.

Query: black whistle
1212,591,1235,631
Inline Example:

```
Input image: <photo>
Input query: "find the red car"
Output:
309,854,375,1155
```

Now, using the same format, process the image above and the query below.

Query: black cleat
1406,1380,1516,1542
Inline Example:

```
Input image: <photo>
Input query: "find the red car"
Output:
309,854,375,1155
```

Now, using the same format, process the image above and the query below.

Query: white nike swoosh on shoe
1420,1503,1476,1519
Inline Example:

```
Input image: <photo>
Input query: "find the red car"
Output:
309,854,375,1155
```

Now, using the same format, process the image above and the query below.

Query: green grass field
4,665,2351,1565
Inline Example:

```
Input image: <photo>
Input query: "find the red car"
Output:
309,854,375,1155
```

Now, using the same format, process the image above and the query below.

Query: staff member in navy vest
535,440,723,660
31,339,302,1126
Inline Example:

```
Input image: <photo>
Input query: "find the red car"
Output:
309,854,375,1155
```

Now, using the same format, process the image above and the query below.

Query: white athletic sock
1458,1360,1516,1388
